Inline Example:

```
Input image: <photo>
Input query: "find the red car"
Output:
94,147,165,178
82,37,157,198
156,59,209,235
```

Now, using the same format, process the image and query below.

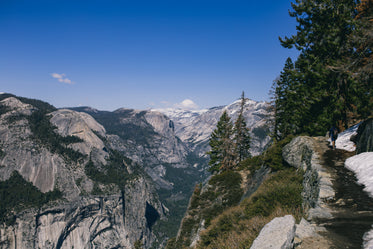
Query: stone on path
250,215,296,249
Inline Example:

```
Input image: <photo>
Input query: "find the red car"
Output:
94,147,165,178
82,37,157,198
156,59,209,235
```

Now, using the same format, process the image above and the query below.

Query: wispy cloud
51,73,74,84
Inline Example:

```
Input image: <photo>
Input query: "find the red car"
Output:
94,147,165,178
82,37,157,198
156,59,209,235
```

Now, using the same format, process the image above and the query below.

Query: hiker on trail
329,126,339,149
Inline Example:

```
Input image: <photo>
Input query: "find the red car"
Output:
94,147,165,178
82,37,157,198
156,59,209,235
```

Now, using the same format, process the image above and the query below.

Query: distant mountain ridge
152,98,271,159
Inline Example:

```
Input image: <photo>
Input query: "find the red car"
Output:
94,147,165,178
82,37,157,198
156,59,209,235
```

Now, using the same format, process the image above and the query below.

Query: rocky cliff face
0,178,164,249
0,95,165,249
70,107,192,191
0,97,75,196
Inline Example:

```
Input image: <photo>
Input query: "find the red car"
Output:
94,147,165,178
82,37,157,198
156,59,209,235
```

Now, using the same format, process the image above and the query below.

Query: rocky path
312,138,373,249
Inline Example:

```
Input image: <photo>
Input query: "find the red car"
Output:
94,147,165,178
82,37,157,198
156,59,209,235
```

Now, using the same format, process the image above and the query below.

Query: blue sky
0,0,299,111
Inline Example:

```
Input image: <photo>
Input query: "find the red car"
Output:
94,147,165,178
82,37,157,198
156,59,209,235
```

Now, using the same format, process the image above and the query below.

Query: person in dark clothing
329,126,339,149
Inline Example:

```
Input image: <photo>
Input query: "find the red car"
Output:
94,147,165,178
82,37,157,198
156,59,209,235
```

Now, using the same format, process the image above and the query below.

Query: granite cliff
0,94,165,248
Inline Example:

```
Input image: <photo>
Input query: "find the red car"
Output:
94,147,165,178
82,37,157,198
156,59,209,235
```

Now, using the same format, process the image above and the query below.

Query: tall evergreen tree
207,111,235,172
271,57,305,140
345,0,373,120
233,92,251,162
279,0,359,134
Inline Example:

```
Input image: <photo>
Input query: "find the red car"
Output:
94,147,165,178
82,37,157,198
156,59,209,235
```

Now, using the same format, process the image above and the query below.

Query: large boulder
282,136,334,219
295,218,319,239
353,118,373,154
282,136,314,171
250,215,296,249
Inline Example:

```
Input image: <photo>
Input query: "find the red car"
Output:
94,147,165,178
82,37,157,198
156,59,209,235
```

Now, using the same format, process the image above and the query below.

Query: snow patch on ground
345,152,373,197
345,152,373,249
363,228,373,249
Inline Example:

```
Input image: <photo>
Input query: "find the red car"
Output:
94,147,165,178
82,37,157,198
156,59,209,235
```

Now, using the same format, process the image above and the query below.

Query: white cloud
51,73,64,79
155,99,200,110
175,99,199,110
51,73,73,84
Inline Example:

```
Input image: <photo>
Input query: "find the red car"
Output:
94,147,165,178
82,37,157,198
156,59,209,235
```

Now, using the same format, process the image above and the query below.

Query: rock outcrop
282,136,334,219
354,118,373,153
250,215,296,249
0,177,164,249
0,97,74,195
295,218,318,239
50,109,107,156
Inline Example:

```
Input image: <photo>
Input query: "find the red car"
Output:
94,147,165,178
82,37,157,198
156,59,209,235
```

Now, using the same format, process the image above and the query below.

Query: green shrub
189,184,201,209
240,135,294,171
244,168,303,219
198,168,303,248
262,135,294,170
173,170,244,248
134,240,143,249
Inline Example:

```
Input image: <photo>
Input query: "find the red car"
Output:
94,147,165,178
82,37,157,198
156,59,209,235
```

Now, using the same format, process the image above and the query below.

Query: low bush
198,168,303,248
240,135,294,171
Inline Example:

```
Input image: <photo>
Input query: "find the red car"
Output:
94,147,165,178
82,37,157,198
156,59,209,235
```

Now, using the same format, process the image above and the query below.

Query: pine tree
233,92,251,163
346,0,373,120
272,57,305,140
207,110,235,172
279,0,359,134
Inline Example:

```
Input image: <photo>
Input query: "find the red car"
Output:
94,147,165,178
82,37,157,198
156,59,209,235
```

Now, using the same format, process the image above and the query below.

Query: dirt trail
312,138,373,249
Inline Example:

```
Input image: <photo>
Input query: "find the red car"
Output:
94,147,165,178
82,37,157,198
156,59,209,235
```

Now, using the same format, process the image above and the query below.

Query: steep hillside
171,120,373,249
167,137,304,248
0,94,165,248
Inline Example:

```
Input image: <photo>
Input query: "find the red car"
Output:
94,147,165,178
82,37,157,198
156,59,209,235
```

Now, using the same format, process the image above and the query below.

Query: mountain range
0,93,271,248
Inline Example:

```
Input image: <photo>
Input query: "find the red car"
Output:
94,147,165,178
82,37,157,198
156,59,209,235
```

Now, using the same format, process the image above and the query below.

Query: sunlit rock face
0,178,165,249
0,96,165,249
